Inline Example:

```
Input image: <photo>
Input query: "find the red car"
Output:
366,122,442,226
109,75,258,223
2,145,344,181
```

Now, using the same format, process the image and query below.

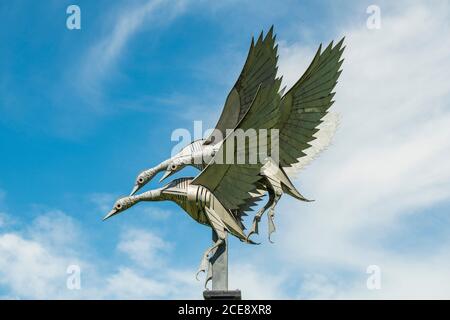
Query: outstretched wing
283,111,339,176
277,39,345,170
192,79,282,212
194,39,345,214
206,27,279,144
234,185,267,226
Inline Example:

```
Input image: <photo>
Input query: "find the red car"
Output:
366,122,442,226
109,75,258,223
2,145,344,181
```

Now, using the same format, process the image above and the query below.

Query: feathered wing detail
277,38,345,169
206,26,279,144
234,187,266,225
192,39,345,217
283,111,340,177
192,79,282,213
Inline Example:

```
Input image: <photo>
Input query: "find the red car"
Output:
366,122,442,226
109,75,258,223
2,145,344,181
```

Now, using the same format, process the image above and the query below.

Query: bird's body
161,177,249,240
136,142,311,241
104,177,254,286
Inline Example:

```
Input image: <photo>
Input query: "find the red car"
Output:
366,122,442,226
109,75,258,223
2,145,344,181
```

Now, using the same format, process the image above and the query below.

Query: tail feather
281,181,313,202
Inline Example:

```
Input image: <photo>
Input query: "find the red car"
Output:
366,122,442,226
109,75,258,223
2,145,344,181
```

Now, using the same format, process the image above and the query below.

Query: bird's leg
246,189,275,241
196,207,227,289
267,189,282,243
196,252,209,281
196,237,224,282
205,261,213,289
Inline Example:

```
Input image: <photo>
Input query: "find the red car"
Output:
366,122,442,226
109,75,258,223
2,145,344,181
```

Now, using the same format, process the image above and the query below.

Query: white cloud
296,274,340,299
0,209,203,299
140,206,172,220
0,233,67,298
0,213,87,299
104,267,203,299
89,193,117,213
260,0,450,298
229,263,288,299
26,211,81,250
77,0,187,100
105,267,170,299
117,228,170,267
84,0,162,77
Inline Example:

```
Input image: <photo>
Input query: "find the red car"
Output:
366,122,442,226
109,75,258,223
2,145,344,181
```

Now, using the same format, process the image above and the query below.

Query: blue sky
1,0,450,299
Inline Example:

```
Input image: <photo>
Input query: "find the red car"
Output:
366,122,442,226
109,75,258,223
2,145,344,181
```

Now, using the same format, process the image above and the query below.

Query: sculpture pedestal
203,289,242,300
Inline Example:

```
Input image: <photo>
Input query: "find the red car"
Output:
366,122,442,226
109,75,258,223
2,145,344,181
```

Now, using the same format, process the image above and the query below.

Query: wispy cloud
263,0,450,298
77,0,187,103
82,1,162,84
0,208,202,299
0,211,88,299
89,193,118,213
118,228,171,268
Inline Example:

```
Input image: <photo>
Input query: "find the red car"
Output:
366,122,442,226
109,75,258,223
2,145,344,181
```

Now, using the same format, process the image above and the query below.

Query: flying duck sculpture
103,177,255,287
129,28,345,242
103,27,345,288
103,80,283,287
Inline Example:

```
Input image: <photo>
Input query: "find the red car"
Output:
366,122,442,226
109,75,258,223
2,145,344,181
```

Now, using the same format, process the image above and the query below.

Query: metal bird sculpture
130,27,280,195
129,29,345,242
103,27,345,291
104,180,257,288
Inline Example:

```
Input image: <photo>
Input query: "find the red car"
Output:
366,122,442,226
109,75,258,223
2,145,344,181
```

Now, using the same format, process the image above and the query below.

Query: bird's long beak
159,170,174,182
103,208,118,221
130,184,140,196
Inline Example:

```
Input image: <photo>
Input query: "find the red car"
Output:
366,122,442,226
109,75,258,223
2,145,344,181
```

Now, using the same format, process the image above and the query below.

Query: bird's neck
132,189,163,202
143,160,170,178
122,195,143,208
158,159,172,171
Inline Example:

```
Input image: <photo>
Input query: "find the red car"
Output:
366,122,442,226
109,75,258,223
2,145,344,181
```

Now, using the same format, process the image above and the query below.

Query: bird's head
104,190,163,221
130,171,150,196
159,161,186,182
103,197,134,221
130,163,168,196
